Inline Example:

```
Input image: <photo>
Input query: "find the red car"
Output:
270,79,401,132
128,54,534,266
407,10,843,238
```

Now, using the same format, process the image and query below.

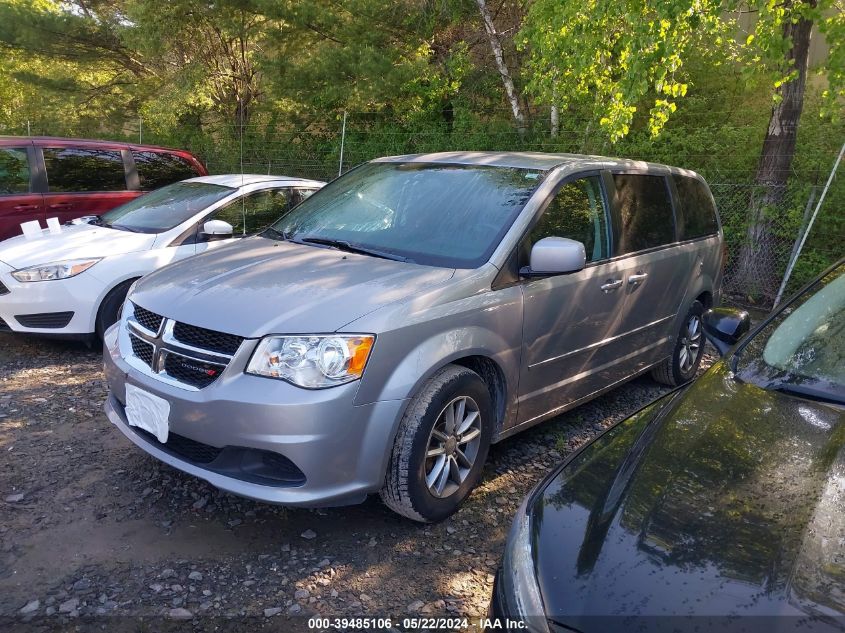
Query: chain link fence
711,184,822,309
131,133,845,311
4,115,841,309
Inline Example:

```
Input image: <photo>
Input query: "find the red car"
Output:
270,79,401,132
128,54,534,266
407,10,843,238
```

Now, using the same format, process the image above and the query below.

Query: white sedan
0,174,324,339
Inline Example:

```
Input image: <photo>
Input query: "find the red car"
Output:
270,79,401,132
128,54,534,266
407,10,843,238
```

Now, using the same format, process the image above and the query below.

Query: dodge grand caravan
102,152,724,522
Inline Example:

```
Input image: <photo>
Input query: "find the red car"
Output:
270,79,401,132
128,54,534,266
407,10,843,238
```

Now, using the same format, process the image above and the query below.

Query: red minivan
0,137,207,241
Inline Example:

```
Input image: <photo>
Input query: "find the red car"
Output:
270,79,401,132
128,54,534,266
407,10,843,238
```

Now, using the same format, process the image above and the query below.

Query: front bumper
102,324,408,507
0,261,103,335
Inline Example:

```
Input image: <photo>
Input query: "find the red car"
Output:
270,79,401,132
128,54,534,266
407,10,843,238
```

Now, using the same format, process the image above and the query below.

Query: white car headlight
12,258,101,282
246,334,375,388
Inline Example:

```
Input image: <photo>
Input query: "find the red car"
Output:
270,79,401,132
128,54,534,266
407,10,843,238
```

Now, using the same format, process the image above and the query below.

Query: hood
531,363,845,625
0,224,154,268
129,237,455,337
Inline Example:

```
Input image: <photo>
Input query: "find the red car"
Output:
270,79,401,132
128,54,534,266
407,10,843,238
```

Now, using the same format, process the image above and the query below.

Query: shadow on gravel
1,330,719,626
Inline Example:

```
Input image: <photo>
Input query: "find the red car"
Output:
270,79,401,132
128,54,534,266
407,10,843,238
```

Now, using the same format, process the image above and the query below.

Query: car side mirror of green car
702,308,751,356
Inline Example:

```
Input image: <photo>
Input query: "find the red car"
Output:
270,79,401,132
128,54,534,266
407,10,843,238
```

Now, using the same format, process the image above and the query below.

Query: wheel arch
355,326,519,438
696,289,713,309
94,275,141,331
449,355,508,434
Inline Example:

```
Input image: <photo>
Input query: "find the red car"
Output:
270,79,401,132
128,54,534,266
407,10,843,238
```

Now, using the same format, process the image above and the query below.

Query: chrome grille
123,304,243,391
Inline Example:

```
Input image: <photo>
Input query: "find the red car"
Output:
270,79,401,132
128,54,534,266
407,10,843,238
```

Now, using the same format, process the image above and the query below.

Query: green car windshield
736,262,845,404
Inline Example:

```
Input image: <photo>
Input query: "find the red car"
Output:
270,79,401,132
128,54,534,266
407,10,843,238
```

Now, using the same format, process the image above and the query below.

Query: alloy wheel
424,396,482,498
678,314,702,374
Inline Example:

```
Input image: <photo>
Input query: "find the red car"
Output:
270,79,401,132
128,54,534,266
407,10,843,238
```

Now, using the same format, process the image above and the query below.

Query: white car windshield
100,181,234,234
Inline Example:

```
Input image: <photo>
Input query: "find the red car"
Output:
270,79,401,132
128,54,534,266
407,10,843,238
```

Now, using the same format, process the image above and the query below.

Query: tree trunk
474,0,525,134
550,104,559,138
734,4,814,302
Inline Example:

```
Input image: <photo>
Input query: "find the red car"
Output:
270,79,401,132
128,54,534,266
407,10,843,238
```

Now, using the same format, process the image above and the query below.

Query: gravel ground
0,332,715,631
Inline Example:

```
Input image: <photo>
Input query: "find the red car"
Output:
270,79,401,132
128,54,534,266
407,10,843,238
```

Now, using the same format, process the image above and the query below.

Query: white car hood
0,224,155,269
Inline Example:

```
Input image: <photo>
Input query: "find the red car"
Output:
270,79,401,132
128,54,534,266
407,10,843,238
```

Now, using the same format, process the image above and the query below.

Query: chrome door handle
628,273,649,285
600,279,624,293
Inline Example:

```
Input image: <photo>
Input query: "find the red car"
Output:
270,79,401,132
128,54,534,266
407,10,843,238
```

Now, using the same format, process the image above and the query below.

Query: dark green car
491,259,845,633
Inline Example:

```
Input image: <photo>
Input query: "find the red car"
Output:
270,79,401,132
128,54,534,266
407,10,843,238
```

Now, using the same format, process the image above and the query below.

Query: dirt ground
0,332,714,631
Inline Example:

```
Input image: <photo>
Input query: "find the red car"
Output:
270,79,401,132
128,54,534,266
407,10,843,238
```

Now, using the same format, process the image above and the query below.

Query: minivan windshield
735,262,845,404
265,162,546,268
101,181,234,233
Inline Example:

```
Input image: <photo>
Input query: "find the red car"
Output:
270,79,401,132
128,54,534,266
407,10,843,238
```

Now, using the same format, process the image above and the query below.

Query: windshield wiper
294,236,411,263
768,382,844,407
109,224,145,233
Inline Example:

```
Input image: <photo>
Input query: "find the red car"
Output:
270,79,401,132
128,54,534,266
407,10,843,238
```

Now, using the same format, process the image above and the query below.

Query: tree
254,0,473,123
519,0,844,299
0,0,271,135
474,0,525,132
519,0,729,141
736,0,818,298
124,0,268,131
0,0,150,133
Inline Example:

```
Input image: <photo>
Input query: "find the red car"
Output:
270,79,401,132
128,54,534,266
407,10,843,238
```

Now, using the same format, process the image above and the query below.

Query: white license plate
125,384,171,443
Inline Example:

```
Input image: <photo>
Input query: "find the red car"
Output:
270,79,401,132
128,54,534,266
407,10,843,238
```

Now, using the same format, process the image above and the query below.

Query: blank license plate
125,384,171,444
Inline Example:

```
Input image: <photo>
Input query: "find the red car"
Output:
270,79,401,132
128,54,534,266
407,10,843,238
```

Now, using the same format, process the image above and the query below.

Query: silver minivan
102,152,724,522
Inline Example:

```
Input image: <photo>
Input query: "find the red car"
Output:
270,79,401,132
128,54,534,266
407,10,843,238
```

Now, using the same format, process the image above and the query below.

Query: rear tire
95,279,136,341
380,365,493,523
652,300,705,386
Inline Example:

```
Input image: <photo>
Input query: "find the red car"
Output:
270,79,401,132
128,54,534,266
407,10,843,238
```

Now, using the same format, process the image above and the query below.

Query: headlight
12,258,101,282
500,501,550,632
246,334,375,388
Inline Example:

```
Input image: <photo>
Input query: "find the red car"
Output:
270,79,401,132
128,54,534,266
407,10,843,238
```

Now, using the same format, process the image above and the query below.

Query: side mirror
702,308,751,356
521,237,586,277
70,215,99,225
201,220,234,242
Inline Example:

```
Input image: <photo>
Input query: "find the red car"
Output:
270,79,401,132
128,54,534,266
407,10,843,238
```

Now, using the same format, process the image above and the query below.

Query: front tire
652,300,705,386
380,365,493,523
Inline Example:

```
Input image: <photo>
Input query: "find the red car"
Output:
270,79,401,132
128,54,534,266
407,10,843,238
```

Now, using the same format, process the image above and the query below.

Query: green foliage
519,0,729,141
518,0,844,142
0,0,840,288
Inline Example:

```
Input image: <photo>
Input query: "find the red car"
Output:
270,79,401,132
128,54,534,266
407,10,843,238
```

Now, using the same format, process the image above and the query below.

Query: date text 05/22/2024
306,617,528,630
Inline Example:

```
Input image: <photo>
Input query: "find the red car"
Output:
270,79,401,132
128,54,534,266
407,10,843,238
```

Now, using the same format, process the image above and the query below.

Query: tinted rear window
133,151,199,190
673,175,719,239
0,148,30,194
613,174,675,254
44,148,127,192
